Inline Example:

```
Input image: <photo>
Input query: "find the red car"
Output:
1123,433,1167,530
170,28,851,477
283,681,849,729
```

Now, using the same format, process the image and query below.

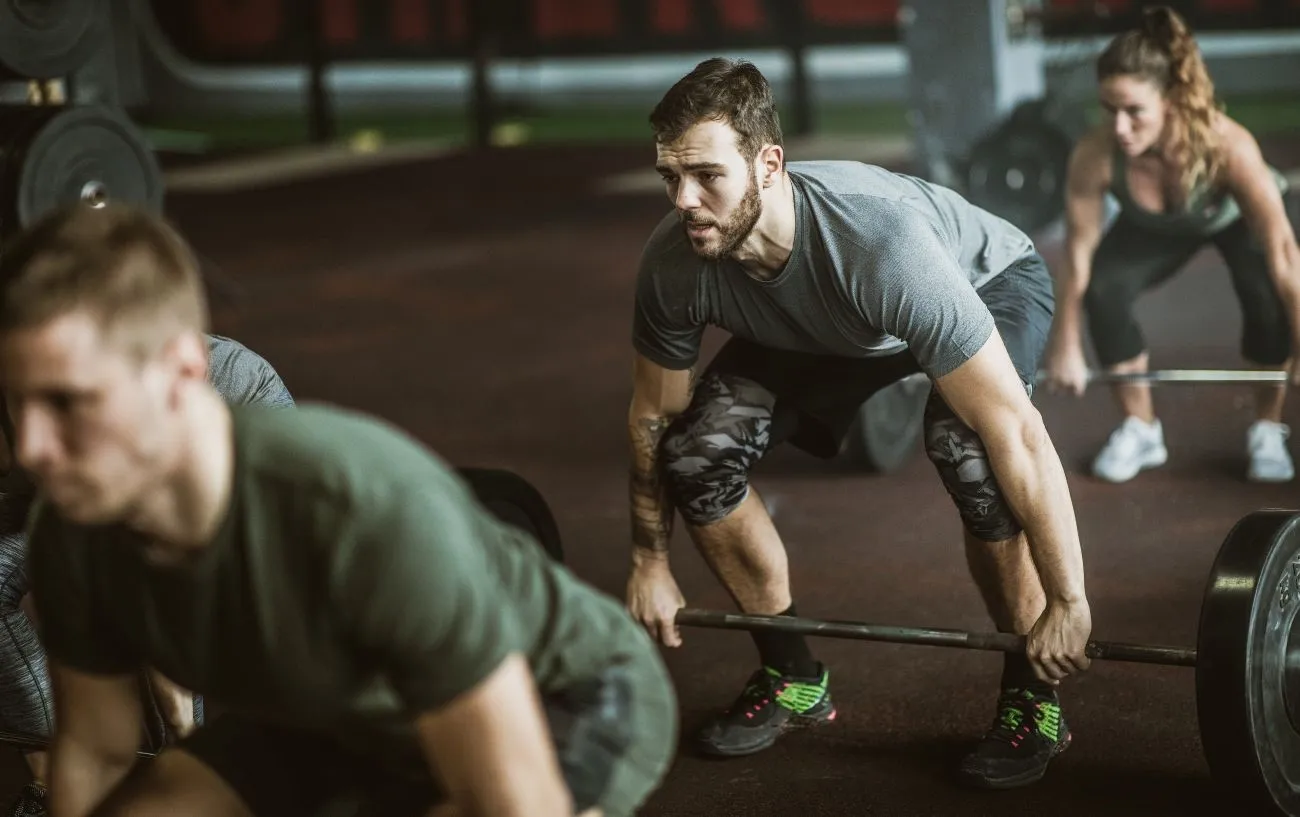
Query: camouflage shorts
661,371,1029,541
921,384,1033,542
661,374,775,525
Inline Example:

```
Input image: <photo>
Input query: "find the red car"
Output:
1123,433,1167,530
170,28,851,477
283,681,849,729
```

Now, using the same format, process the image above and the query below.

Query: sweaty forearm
985,420,1087,604
48,738,136,817
628,415,675,560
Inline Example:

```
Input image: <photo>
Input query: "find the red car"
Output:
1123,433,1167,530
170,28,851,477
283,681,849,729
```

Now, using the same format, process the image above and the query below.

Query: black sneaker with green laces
696,664,836,757
958,687,1072,789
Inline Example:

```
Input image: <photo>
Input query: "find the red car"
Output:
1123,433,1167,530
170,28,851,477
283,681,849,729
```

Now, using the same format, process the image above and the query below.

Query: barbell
468,470,1299,813
0,104,165,239
5,466,1294,812
841,367,1290,473
673,509,1300,816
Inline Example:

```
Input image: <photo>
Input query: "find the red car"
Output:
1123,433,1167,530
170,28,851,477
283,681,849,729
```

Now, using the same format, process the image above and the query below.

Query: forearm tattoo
629,415,674,553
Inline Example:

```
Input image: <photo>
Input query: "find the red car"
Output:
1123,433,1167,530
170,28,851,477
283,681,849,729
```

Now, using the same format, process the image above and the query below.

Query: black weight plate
839,376,931,473
0,0,105,79
966,115,1073,235
1196,509,1300,815
460,467,565,563
14,105,163,228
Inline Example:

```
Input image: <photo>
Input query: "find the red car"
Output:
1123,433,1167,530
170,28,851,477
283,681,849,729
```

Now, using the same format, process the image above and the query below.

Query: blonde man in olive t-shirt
0,203,676,817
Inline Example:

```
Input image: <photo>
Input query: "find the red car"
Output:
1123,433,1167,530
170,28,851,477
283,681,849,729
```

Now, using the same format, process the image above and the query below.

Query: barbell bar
895,368,1288,388
674,609,1198,667
1070,368,1288,385
675,508,1300,816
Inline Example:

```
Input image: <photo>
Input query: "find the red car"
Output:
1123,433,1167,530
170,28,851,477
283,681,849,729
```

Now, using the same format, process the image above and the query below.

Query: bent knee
92,749,251,817
660,375,774,526
1082,275,1141,317
924,413,1023,543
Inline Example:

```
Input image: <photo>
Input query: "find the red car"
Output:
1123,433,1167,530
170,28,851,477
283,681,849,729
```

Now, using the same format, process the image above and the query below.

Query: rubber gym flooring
4,132,1300,816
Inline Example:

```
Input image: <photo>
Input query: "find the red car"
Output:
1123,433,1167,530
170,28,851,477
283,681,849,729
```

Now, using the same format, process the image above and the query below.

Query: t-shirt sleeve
852,209,996,379
26,503,140,676
206,335,296,409
335,476,524,714
631,233,705,371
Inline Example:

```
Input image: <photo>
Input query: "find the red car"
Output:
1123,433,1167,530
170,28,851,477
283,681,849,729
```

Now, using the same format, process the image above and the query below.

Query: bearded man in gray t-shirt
624,57,1093,790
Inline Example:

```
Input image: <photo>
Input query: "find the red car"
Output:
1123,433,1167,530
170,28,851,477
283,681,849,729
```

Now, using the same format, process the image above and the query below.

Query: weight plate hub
965,103,1073,235
1197,509,1300,815
4,104,164,231
0,0,104,79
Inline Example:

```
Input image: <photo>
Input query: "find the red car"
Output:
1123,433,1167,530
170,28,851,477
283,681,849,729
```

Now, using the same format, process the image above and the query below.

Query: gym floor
3,126,1300,815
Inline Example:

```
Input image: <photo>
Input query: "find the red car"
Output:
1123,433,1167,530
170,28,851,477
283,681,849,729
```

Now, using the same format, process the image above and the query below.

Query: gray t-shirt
633,160,1036,379
206,334,295,409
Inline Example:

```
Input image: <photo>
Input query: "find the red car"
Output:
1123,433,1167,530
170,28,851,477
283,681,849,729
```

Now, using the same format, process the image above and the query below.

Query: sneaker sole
696,707,838,758
1093,449,1167,483
957,733,1072,790
1248,469,1295,483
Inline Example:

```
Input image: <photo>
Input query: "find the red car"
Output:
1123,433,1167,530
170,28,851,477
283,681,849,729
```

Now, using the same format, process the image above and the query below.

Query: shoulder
787,159,899,197
793,162,943,244
232,402,457,514
1066,125,1114,192
789,161,926,220
206,334,294,408
1214,112,1267,174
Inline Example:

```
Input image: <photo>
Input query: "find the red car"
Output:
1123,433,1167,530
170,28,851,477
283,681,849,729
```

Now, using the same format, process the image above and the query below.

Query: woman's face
1099,74,1169,157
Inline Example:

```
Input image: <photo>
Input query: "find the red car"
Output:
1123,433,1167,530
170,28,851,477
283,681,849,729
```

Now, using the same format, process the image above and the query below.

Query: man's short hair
649,57,784,162
0,202,208,357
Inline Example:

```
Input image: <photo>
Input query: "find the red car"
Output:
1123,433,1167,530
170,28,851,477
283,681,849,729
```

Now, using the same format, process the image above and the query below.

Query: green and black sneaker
696,664,836,757
958,687,1072,789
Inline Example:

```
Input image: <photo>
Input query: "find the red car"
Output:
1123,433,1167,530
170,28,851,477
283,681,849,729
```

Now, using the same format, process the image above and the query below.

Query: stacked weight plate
0,0,163,238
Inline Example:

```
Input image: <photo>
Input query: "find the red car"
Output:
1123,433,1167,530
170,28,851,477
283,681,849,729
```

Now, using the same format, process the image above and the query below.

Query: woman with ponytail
1042,5,1300,484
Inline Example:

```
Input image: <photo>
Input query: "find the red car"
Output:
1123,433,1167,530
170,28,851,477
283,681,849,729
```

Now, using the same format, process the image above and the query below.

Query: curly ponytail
1097,5,1223,199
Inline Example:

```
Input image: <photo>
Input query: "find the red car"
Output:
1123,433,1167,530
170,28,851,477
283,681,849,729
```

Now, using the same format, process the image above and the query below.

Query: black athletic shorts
704,251,1054,459
176,662,636,817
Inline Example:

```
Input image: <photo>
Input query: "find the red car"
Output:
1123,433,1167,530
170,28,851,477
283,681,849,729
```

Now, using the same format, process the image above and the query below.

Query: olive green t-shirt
28,403,647,763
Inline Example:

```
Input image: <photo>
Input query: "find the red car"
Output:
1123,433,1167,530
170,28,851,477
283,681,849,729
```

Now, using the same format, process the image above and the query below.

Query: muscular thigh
93,748,254,817
163,715,368,817
659,367,782,526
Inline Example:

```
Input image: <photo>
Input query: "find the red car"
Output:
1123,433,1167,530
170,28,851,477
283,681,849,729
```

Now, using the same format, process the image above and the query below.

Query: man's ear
759,144,784,187
163,331,210,407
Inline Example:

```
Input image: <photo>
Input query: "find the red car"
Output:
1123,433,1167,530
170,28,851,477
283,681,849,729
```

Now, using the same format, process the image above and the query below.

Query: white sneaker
1247,420,1294,482
1092,416,1168,483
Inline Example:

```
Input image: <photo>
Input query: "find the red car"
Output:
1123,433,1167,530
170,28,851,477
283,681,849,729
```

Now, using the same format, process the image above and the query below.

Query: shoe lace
729,671,786,719
986,692,1037,748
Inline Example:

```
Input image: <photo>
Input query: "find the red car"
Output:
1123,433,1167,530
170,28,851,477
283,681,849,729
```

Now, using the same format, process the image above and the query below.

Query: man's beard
681,175,762,262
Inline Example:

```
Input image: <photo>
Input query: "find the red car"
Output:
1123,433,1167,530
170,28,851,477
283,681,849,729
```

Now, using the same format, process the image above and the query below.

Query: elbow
1017,410,1053,457
982,404,1051,463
